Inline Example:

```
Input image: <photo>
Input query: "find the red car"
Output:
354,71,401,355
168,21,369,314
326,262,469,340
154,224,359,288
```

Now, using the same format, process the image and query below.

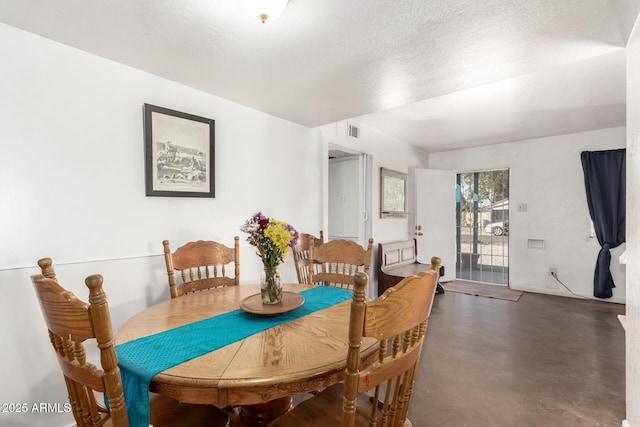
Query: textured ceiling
0,0,638,152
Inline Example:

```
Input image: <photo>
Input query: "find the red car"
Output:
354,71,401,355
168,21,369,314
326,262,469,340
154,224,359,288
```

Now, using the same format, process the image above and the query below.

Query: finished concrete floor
409,288,626,426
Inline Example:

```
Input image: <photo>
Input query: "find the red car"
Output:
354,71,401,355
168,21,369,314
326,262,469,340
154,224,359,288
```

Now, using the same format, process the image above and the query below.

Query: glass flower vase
261,266,283,304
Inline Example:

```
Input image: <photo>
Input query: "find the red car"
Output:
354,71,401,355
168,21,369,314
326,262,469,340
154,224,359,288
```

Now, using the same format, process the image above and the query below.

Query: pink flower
252,212,270,229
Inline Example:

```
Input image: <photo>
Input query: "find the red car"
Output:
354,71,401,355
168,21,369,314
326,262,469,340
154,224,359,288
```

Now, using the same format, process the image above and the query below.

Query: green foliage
460,169,509,208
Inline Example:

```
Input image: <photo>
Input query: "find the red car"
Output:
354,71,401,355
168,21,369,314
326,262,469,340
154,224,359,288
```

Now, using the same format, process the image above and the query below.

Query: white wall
429,127,627,302
625,14,640,426
0,23,322,427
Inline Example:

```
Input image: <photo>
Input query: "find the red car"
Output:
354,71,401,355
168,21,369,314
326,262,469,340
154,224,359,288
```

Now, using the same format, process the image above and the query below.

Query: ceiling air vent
348,124,360,139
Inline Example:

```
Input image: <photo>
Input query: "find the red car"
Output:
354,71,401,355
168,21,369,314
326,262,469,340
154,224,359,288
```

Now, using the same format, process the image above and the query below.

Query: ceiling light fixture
240,0,289,24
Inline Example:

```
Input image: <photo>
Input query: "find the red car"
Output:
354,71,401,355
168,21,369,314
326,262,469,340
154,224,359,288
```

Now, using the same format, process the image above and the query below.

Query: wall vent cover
348,124,360,139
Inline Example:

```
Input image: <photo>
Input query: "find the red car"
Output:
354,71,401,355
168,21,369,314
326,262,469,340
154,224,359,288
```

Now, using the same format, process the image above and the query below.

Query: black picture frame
143,104,215,197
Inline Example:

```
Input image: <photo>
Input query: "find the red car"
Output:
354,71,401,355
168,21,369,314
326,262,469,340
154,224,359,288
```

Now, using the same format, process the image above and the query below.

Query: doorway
456,169,509,285
327,148,371,246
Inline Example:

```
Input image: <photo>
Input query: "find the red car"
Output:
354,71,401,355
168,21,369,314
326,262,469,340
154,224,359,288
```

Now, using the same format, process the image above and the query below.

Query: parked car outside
485,221,509,236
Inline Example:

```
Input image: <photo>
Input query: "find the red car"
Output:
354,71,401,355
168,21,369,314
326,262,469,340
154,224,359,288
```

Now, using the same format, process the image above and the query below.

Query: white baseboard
511,285,626,304
622,419,629,427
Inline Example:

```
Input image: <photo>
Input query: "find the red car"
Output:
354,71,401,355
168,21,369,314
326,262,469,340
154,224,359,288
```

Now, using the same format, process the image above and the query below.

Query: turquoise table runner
115,286,352,427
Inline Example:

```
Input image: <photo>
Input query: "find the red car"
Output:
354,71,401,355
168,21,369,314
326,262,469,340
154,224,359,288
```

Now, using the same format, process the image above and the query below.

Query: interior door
414,168,456,282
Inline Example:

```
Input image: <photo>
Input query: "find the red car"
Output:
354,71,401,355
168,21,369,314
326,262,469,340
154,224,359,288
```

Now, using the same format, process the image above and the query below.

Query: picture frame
143,104,215,197
380,167,408,218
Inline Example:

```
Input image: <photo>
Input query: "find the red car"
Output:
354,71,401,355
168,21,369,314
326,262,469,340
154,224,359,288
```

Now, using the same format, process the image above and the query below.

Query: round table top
115,284,377,406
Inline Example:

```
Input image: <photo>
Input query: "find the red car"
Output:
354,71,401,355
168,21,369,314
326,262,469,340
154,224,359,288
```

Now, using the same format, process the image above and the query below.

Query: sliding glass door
456,169,509,285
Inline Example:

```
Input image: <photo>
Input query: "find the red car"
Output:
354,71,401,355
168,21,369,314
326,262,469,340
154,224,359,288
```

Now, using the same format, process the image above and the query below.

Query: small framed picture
143,104,215,197
380,167,408,218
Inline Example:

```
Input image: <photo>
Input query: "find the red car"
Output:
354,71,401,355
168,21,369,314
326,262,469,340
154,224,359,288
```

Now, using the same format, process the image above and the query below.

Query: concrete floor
409,290,626,426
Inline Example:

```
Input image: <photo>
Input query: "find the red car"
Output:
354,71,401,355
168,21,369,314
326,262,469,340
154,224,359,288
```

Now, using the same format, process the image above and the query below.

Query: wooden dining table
114,283,378,427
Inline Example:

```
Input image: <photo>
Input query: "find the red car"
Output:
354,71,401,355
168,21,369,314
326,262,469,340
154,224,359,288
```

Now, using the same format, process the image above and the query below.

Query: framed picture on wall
143,104,215,197
380,167,408,218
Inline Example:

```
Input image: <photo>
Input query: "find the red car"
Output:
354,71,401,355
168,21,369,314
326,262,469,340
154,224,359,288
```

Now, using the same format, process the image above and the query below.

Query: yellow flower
241,212,299,268
264,219,294,256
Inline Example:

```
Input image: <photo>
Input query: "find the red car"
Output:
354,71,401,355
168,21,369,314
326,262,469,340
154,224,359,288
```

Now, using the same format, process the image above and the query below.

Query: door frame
325,143,372,246
455,168,510,286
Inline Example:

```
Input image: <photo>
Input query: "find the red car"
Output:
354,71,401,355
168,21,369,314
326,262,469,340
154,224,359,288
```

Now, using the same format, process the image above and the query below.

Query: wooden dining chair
31,259,230,427
268,269,438,427
292,231,324,284
31,266,229,427
163,237,240,299
307,238,374,290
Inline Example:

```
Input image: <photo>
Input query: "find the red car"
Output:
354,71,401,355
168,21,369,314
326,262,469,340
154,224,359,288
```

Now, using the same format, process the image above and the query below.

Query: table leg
230,397,293,427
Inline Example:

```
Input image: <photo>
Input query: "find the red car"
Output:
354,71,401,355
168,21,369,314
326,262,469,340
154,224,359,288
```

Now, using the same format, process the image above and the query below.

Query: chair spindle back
163,237,240,299
342,270,438,426
308,238,374,291
292,231,324,284
31,270,128,427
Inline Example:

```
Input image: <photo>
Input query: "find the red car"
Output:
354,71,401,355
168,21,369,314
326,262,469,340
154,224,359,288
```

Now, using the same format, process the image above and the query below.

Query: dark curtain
580,149,626,298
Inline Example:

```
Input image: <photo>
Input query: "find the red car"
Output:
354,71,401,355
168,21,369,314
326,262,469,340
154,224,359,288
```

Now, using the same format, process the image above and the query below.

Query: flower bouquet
241,212,298,304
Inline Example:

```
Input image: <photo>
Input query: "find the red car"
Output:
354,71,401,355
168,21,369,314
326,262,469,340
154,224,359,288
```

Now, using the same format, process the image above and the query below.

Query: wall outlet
549,266,557,276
